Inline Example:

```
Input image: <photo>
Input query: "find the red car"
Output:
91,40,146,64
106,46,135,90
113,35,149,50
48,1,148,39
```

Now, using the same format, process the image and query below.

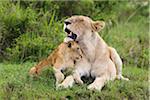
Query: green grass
0,1,148,99
0,62,148,100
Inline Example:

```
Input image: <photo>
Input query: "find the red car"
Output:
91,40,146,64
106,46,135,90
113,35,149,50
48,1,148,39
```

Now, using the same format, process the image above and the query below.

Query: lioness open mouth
65,28,77,40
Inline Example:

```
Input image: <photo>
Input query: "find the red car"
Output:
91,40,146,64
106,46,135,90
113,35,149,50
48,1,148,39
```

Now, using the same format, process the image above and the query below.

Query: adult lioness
63,15,129,91
29,41,83,87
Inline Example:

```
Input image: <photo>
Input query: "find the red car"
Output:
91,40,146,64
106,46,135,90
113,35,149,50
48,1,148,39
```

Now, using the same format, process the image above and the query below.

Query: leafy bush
101,17,148,69
0,1,148,69
6,19,64,62
0,1,64,62
0,2,28,57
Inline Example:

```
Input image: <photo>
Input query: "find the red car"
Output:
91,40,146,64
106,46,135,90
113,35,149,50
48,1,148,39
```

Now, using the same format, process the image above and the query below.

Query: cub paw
29,67,38,76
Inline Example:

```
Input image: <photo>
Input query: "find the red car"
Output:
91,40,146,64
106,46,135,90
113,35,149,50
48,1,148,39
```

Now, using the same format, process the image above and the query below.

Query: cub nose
64,21,71,25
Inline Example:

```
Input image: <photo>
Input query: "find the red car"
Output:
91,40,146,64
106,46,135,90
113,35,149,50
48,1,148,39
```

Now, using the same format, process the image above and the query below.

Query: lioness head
64,15,105,41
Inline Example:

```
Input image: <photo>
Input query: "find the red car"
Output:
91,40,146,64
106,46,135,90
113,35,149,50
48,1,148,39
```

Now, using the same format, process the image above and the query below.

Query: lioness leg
57,75,74,89
109,47,129,81
87,76,107,91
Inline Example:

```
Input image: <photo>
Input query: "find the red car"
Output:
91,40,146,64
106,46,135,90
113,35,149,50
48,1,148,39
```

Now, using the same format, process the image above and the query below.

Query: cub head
64,15,105,41
60,41,83,62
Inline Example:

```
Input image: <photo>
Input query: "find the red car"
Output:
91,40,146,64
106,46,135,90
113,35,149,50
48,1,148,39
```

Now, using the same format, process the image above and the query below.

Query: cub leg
53,68,64,86
29,58,51,75
73,71,83,84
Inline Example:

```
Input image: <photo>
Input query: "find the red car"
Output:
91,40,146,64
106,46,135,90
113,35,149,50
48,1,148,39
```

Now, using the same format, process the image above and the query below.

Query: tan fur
29,41,83,87
57,44,91,89
63,15,129,91
57,56,91,89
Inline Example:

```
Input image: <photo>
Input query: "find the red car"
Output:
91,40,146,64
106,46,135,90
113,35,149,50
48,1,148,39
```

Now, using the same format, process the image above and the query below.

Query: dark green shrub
6,19,64,62
0,1,64,62
0,2,28,54
0,1,148,69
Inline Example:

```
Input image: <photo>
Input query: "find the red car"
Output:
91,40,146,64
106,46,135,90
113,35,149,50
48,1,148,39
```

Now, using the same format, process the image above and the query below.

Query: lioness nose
65,28,71,34
64,21,71,25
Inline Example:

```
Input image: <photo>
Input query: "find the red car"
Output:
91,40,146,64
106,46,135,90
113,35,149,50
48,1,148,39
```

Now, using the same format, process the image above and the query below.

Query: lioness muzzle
65,28,77,40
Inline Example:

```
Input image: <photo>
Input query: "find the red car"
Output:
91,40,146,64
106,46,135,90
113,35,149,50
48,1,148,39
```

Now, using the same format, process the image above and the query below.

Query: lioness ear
92,21,105,32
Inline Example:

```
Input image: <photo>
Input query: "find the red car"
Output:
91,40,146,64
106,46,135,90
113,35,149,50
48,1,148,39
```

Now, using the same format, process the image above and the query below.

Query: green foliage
0,1,65,62
0,1,148,99
0,63,148,99
0,2,27,51
0,1,148,69
6,20,64,62
100,17,148,69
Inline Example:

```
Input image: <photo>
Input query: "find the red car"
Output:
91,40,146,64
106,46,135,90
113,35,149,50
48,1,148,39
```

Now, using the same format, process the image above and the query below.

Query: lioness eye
64,21,71,25
77,47,79,50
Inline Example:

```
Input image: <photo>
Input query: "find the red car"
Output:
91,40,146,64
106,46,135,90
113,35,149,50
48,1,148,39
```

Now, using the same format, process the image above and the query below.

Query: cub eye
77,47,80,50
76,57,79,60
68,43,72,48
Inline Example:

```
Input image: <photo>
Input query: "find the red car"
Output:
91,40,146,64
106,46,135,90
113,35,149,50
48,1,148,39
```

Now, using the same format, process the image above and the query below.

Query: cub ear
92,21,105,32
67,42,72,48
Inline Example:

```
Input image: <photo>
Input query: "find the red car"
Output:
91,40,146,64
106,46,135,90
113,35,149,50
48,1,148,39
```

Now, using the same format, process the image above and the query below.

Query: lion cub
29,41,83,87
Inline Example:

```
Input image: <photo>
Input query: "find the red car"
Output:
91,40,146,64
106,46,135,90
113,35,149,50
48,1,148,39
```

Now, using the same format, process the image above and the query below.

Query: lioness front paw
56,75,74,89
57,83,69,89
87,83,102,91
75,79,83,85
56,82,73,89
